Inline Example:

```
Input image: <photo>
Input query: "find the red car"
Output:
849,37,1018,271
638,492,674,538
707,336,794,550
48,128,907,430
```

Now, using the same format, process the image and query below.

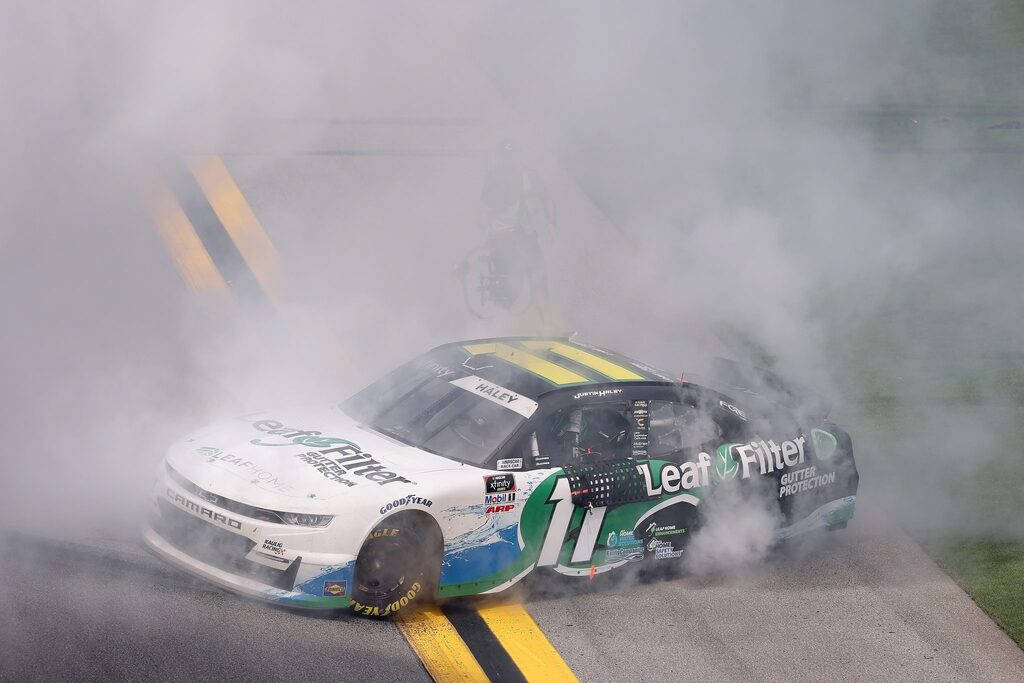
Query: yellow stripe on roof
464,342,590,385
522,340,645,381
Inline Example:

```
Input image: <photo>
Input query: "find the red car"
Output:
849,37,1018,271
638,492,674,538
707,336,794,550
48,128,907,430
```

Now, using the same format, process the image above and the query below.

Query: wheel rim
355,537,415,602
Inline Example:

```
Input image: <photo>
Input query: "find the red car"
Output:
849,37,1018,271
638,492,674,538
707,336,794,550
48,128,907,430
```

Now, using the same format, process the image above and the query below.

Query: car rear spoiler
691,357,832,423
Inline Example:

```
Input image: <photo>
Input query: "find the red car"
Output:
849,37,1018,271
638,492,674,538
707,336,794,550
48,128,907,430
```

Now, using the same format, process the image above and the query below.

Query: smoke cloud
1,0,1022,604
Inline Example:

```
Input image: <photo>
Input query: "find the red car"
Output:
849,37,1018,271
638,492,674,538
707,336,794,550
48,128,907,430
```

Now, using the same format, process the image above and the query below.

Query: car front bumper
144,467,357,610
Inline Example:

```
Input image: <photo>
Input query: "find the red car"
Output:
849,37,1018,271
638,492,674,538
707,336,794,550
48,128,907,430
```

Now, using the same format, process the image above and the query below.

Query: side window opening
518,403,633,469
511,394,735,469
647,399,723,458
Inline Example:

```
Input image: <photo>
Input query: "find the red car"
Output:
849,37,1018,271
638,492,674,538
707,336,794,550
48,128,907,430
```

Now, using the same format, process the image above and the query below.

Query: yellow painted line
150,180,234,302
188,155,283,305
464,342,590,386
476,602,578,682
523,341,645,381
395,604,489,683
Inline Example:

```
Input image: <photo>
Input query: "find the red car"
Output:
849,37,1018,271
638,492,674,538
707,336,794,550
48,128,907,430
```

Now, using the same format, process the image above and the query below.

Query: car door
502,389,728,576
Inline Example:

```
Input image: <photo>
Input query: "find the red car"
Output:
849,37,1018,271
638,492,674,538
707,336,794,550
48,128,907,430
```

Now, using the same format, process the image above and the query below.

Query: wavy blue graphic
440,524,520,585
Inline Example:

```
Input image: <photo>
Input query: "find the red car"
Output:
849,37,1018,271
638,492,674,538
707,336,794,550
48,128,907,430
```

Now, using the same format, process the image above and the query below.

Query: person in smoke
477,139,555,314
479,139,552,233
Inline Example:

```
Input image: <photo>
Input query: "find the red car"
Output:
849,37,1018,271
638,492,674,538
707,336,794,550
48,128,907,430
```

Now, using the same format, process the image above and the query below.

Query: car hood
165,404,466,513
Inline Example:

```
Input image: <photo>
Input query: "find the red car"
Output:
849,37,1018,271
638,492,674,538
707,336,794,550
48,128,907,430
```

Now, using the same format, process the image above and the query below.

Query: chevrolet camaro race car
144,337,858,617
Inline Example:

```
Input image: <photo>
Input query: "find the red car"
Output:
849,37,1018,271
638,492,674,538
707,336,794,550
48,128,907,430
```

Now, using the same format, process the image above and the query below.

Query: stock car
143,337,858,617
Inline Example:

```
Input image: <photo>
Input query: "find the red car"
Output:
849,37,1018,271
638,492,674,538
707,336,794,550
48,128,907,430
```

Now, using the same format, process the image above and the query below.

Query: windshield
342,353,529,465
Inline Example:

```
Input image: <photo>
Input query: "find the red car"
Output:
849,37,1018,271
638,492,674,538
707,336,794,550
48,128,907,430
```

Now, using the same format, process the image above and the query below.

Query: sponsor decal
642,523,686,559
631,399,649,457
573,388,623,400
638,453,713,494
295,441,414,487
294,452,357,487
379,495,433,515
485,504,516,514
732,436,807,477
712,443,739,482
449,375,538,418
778,465,835,497
351,581,421,617
719,400,748,421
484,492,516,505
811,428,838,460
165,489,243,530
261,539,286,555
249,420,349,448
420,359,457,379
638,436,807,495
369,528,400,538
197,448,293,493
484,474,515,494
605,530,642,549
604,546,645,563
496,457,523,470
642,521,686,539
323,581,347,597
652,544,684,560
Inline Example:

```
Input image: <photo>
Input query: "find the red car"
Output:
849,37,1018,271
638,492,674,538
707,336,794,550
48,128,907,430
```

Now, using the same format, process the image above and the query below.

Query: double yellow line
397,601,577,682
149,155,282,308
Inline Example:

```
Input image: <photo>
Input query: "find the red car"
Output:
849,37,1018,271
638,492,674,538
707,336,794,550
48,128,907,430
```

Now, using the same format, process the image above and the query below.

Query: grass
922,538,1024,647
852,391,1024,650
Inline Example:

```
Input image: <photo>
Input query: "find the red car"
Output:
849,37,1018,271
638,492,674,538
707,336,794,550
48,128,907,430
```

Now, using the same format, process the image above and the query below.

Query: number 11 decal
538,477,607,567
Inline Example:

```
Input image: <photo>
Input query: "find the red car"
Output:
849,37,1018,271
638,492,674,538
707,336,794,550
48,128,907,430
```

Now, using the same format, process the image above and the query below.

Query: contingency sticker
450,375,539,418
631,399,650,457
323,581,347,597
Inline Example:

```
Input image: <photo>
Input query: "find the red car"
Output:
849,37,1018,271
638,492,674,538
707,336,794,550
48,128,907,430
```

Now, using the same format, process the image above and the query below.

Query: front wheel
351,518,437,618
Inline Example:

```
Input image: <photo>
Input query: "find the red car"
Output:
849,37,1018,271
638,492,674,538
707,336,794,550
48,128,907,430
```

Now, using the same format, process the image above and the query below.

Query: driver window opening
520,403,634,468
647,399,723,457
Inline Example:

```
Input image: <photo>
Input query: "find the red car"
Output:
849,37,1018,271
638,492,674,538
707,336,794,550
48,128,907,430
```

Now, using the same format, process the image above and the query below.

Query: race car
143,337,858,617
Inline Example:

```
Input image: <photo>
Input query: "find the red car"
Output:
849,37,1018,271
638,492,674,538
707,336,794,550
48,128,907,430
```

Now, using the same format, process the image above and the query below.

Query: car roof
429,336,678,401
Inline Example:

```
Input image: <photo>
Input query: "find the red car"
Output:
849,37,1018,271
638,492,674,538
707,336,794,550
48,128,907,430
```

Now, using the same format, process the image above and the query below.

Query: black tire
350,515,438,618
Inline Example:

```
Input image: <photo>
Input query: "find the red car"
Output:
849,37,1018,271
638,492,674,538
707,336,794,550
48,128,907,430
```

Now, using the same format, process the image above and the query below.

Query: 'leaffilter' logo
713,443,739,482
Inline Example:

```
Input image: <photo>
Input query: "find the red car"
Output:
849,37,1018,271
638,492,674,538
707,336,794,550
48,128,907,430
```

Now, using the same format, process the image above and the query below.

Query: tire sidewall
351,521,433,618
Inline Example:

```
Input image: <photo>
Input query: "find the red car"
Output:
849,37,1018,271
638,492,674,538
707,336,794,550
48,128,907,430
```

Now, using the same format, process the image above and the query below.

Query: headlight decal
165,463,334,527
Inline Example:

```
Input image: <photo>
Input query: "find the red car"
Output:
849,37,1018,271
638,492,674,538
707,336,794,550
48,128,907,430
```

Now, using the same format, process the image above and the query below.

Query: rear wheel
351,516,438,618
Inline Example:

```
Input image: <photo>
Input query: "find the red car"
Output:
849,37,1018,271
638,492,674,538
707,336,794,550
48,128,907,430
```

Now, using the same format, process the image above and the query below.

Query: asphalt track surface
520,496,1024,681
0,534,430,682
3,495,1023,681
